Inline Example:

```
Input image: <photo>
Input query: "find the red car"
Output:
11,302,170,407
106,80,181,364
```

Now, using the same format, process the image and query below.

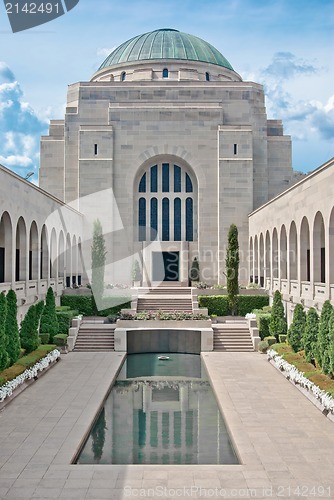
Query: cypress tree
5,289,21,366
225,224,239,316
0,292,9,371
328,310,334,376
304,307,319,364
269,290,287,339
20,304,41,354
91,219,106,301
317,300,333,374
190,257,200,282
287,303,306,353
40,288,58,342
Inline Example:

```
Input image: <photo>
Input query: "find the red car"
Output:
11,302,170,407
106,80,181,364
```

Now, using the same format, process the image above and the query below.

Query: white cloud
97,47,116,59
0,62,47,178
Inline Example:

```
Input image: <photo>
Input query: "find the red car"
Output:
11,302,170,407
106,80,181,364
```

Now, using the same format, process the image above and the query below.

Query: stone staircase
213,322,254,352
73,321,115,352
136,286,193,313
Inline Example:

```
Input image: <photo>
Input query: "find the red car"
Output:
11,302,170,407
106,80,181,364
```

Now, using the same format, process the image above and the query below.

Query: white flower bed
267,349,334,414
245,313,256,319
0,349,60,403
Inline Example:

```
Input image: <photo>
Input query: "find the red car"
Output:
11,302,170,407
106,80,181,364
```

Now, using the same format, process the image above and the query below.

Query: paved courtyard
0,351,333,499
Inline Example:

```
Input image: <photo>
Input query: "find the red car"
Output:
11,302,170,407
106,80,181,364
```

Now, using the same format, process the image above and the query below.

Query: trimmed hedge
0,344,57,385
60,295,131,317
198,295,269,317
53,334,68,346
56,310,79,335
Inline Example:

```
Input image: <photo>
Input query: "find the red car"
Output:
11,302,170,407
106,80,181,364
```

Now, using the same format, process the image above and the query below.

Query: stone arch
29,221,39,280
134,155,198,242
300,217,310,282
72,234,78,286
272,228,278,279
249,236,254,283
58,230,65,280
289,221,298,280
50,228,57,279
329,207,334,284
40,225,49,279
280,225,287,279
265,230,271,281
0,211,13,283
15,216,27,282
65,233,72,287
313,211,325,283
259,233,264,286
254,235,259,284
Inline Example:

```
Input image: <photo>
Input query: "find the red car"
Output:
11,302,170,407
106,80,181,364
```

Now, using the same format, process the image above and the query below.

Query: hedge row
56,309,79,335
198,295,269,316
60,295,131,317
0,344,57,386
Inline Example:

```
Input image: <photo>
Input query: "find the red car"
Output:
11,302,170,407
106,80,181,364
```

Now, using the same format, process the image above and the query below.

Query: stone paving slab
0,351,333,499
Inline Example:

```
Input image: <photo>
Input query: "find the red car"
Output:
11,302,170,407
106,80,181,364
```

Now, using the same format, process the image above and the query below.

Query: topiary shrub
0,292,9,371
39,332,50,344
269,290,287,340
287,303,306,353
258,340,269,353
53,334,68,346
278,334,287,343
20,304,41,354
56,310,79,335
40,288,59,342
5,289,21,367
264,336,277,346
303,307,319,364
317,300,333,374
225,224,239,316
256,314,271,340
237,295,269,316
329,310,334,376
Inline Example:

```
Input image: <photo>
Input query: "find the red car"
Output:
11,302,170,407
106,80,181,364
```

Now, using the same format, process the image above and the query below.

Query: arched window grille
137,162,196,242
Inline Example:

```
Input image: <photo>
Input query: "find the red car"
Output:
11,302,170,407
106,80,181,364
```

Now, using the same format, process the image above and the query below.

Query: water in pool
76,353,239,465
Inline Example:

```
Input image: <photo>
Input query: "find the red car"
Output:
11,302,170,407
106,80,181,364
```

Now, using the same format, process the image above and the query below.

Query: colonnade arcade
249,207,334,303
0,210,83,298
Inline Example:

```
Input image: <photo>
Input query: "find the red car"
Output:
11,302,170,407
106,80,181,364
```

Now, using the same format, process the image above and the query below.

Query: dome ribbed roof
99,28,234,71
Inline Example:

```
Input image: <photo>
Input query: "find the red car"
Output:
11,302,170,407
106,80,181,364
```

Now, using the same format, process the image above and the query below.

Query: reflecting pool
76,353,239,465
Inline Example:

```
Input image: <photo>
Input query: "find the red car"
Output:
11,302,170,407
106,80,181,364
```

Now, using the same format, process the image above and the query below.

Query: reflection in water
76,353,239,465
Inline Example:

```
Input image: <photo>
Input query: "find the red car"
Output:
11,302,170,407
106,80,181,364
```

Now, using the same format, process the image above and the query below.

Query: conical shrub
304,307,319,364
287,303,306,352
5,289,21,365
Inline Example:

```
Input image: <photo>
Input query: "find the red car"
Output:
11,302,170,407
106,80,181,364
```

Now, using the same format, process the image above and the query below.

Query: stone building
39,28,293,286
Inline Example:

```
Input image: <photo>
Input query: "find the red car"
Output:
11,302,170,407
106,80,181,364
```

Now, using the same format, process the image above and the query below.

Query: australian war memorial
39,28,293,287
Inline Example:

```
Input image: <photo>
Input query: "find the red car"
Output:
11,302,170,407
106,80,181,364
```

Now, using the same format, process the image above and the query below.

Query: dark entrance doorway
152,252,179,282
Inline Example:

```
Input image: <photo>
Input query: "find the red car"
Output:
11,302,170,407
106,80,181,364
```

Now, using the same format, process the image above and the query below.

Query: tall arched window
186,198,193,241
121,71,126,81
174,198,181,241
138,198,146,241
206,72,210,81
163,68,169,78
162,198,169,241
136,161,196,242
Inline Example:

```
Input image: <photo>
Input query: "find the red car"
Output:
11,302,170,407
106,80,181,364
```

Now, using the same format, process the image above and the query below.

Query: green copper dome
99,28,234,71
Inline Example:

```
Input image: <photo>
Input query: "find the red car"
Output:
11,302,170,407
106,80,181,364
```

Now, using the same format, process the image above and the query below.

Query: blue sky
0,0,333,182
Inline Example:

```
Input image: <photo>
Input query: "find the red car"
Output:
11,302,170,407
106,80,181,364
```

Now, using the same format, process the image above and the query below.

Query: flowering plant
0,349,60,403
267,349,334,414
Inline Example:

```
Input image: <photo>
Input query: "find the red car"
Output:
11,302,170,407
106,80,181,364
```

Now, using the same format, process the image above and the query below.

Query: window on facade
138,198,146,241
163,68,169,78
186,198,193,241
150,165,158,192
234,144,237,155
150,198,158,241
206,72,210,81
139,173,146,193
94,144,98,155
162,198,170,241
174,165,181,192
186,173,193,193
121,71,126,81
174,198,181,241
162,163,169,192
137,163,195,243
